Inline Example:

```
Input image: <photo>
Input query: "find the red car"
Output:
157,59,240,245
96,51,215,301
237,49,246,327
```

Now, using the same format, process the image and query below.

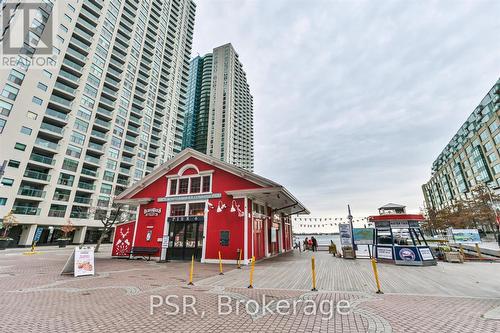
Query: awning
113,197,154,205
225,187,310,216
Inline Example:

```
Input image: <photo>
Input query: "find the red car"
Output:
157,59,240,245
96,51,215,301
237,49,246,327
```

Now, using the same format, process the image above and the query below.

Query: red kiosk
112,149,309,264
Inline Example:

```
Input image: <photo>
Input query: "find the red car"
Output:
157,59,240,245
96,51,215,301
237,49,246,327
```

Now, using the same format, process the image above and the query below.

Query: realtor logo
1,1,58,68
144,208,162,217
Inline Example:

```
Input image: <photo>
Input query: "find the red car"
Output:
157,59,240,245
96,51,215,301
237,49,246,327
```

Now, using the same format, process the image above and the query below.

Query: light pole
483,184,500,247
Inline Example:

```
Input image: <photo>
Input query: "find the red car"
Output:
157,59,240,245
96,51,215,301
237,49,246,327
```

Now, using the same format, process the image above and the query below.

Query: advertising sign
339,224,353,246
451,229,481,244
74,247,95,277
377,247,393,260
33,227,43,243
419,247,434,260
353,228,374,245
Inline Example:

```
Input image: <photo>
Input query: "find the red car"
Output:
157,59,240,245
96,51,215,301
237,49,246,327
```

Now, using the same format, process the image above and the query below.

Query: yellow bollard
237,249,242,269
188,254,194,285
218,251,224,275
475,244,482,259
311,256,318,291
371,258,383,294
248,256,255,288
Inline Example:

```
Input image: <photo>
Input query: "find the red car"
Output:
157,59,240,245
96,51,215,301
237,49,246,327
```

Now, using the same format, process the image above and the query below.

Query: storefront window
170,204,186,216
178,178,189,194
188,203,205,216
190,177,201,193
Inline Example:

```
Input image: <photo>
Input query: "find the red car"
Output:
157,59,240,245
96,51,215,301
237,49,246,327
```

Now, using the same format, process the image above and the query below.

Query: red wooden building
114,149,309,264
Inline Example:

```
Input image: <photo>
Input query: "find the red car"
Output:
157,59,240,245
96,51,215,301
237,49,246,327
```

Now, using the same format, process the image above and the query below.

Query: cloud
191,0,500,216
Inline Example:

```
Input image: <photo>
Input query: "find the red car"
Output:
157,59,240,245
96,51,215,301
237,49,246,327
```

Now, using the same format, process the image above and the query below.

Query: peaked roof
115,148,292,201
378,203,406,210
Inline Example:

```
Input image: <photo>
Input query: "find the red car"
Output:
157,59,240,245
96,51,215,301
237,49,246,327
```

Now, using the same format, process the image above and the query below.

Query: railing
24,170,51,181
59,70,80,84
96,107,113,117
53,193,70,201
119,167,130,175
78,182,95,190
40,122,65,135
74,196,92,204
57,178,74,187
84,155,101,165
12,206,40,215
70,211,89,219
35,138,59,150
18,188,46,198
48,209,66,217
88,142,104,151
46,107,69,120
30,153,55,165
66,48,87,62
69,38,90,52
94,118,110,129
81,168,98,177
117,178,129,186
91,130,107,139
50,95,73,108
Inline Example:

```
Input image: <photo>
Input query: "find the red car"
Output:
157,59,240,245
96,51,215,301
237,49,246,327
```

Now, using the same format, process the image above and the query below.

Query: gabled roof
378,203,406,210
115,149,294,202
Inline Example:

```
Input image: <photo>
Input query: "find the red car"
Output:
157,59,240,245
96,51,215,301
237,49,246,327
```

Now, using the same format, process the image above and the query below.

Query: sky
190,0,500,217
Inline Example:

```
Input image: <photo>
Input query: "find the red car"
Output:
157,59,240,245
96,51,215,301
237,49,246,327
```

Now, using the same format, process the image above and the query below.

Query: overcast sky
191,0,500,217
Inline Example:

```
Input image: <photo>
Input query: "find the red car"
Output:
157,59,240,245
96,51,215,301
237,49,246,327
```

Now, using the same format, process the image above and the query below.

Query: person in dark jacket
311,236,318,252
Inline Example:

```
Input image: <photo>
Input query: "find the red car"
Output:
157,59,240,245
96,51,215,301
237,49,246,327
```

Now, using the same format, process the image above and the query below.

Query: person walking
304,237,309,251
311,236,318,252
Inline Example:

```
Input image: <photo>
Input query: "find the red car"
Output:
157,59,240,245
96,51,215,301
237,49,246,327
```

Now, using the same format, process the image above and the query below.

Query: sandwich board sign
61,246,95,277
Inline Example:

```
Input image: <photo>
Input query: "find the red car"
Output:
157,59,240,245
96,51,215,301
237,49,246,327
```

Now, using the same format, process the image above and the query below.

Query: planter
444,251,464,263
342,247,356,259
0,238,12,250
58,239,69,248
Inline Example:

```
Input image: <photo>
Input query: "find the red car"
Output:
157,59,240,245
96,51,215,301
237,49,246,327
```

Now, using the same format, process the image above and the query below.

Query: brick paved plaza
1,246,499,333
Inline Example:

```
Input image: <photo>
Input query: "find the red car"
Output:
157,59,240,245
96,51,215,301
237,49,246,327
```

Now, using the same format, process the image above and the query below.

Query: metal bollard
188,254,194,285
311,256,318,291
218,251,224,275
248,256,255,288
371,258,383,294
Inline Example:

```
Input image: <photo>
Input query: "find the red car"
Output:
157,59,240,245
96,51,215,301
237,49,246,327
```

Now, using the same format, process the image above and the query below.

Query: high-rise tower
0,0,196,246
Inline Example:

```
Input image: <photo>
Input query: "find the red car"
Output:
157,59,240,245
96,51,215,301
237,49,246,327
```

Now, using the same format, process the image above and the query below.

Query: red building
114,149,309,264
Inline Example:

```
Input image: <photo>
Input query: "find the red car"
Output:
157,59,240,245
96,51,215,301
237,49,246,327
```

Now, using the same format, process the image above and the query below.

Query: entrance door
168,221,204,261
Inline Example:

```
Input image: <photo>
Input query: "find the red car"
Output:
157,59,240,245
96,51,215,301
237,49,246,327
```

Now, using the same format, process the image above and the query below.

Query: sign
419,247,434,260
353,228,374,245
377,247,393,259
376,220,420,228
144,207,162,217
158,193,222,203
396,247,418,262
167,216,204,223
61,246,95,277
339,224,353,246
451,229,481,244
161,235,169,249
33,227,43,243
112,222,135,257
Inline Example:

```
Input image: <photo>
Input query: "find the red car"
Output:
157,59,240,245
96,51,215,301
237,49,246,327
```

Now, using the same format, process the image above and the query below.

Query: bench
128,247,159,261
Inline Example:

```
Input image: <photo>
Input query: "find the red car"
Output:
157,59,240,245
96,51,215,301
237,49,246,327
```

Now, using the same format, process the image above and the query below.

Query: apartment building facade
0,0,196,246
422,79,500,211
182,43,254,171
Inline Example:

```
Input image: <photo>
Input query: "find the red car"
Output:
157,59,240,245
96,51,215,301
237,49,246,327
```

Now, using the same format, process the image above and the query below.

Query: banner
353,228,374,245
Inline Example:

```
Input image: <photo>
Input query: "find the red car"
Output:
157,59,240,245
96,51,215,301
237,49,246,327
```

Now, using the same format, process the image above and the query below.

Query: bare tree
92,203,129,252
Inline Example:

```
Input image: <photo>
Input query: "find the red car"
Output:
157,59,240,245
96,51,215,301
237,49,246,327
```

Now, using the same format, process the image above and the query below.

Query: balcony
99,96,115,110
106,67,122,81
18,187,46,198
125,135,137,144
62,58,84,76
87,142,104,153
116,178,129,186
77,182,96,191
34,137,59,151
74,196,92,205
66,48,87,65
119,167,130,175
80,7,99,22
39,122,65,137
122,145,135,154
96,107,113,119
73,26,94,43
49,95,73,111
70,211,89,219
101,86,117,100
81,167,98,178
45,108,69,122
29,153,55,166
121,156,133,165
58,70,80,87
12,206,41,215
48,208,66,218
104,76,120,90
84,155,101,165
90,130,108,142
69,38,91,55
24,169,51,182
76,18,96,35
93,117,111,130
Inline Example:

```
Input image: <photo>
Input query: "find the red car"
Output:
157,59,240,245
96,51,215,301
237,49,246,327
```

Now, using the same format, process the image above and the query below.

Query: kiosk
369,203,437,266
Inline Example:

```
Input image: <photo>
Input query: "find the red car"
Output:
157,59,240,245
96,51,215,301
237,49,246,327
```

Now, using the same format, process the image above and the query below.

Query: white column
279,217,284,253
264,217,269,257
160,204,171,262
243,196,248,265
72,226,87,244
201,201,209,263
18,224,37,246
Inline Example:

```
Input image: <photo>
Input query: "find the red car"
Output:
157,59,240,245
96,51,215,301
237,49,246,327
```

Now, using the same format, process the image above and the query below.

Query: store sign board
339,224,353,246
144,208,162,217
419,247,434,260
158,193,222,203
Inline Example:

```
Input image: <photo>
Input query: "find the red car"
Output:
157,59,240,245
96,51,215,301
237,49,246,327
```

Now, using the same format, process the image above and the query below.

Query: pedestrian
311,236,318,252
304,237,309,251
308,238,313,251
